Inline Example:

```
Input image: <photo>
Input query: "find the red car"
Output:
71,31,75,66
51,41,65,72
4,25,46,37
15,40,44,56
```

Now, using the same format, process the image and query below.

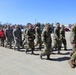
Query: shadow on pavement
47,57,70,62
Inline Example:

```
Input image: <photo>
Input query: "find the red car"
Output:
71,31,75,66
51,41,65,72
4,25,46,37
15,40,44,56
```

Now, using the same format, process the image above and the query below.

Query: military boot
25,48,28,54
68,60,75,68
47,54,50,60
40,53,43,59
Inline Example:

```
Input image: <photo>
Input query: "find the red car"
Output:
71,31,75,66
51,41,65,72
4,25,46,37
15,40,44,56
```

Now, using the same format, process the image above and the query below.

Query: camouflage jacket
35,27,41,38
70,25,76,44
60,28,65,38
26,29,35,41
53,27,60,40
42,29,52,43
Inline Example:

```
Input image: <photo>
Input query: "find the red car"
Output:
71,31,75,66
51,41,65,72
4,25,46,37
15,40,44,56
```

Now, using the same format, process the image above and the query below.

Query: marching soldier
35,22,42,50
25,24,35,54
53,23,62,54
13,26,21,51
60,25,67,50
5,25,13,49
68,24,76,68
40,23,52,60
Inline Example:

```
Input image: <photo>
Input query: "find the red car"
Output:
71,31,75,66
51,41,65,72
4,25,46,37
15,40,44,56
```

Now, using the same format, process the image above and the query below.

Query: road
0,32,76,75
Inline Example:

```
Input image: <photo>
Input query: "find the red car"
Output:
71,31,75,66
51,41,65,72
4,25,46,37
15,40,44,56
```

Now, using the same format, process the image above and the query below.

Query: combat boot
64,45,67,50
25,49,28,54
40,53,42,59
68,60,75,68
47,54,50,60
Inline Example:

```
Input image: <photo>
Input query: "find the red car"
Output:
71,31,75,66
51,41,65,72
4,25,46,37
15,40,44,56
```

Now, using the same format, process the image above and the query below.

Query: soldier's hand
15,37,18,40
29,38,32,41
70,51,74,56
6,37,8,41
63,37,65,39
72,44,76,47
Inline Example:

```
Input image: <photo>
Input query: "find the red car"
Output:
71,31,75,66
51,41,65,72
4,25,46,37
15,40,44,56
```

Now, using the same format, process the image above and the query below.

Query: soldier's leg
47,43,51,59
53,40,58,50
1,38,4,47
25,42,30,53
40,50,46,59
0,38,1,46
9,39,12,49
57,40,62,54
17,40,21,51
47,50,51,60
63,39,67,50
35,40,38,47
69,52,76,68
0,38,4,47
31,41,34,54
39,43,42,50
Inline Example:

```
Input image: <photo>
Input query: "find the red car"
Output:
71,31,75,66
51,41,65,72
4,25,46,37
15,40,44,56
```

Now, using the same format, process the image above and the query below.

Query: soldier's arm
26,29,30,39
60,29,63,38
13,31,17,39
42,30,46,43
70,26,75,44
54,28,59,39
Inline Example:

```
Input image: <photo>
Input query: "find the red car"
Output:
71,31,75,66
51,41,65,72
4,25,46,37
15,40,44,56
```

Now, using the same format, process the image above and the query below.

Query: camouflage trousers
35,38,42,50
5,38,12,48
70,45,76,61
26,40,34,53
53,39,61,51
14,39,21,50
61,38,67,49
41,42,52,58
0,38,4,47
70,52,76,61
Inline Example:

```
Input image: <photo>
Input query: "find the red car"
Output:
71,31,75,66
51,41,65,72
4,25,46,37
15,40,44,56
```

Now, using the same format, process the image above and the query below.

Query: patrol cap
35,22,41,27
45,23,50,26
56,22,60,25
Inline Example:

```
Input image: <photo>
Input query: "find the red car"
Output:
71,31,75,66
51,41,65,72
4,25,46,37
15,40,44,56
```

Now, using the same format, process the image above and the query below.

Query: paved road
0,32,76,75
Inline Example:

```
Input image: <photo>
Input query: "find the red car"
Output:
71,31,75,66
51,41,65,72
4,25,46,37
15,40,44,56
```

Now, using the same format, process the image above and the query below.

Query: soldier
18,25,22,47
25,24,35,54
68,24,76,68
5,25,13,49
35,22,42,50
13,26,21,51
40,23,52,60
60,25,67,50
53,23,62,54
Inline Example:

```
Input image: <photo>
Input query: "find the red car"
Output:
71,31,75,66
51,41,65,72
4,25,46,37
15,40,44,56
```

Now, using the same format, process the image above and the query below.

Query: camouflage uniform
69,24,76,68
40,25,52,59
53,24,61,54
26,27,35,54
5,26,13,49
35,26,42,50
60,25,67,50
13,26,21,51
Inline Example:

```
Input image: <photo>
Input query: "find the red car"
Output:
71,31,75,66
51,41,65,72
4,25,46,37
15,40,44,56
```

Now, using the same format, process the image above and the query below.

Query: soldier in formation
40,23,52,59
35,22,42,50
25,24,35,54
13,25,22,51
68,23,76,68
5,25,13,49
60,25,67,50
53,23,62,54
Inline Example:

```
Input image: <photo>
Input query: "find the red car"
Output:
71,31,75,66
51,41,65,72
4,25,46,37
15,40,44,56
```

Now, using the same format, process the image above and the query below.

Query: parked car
64,27,70,31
